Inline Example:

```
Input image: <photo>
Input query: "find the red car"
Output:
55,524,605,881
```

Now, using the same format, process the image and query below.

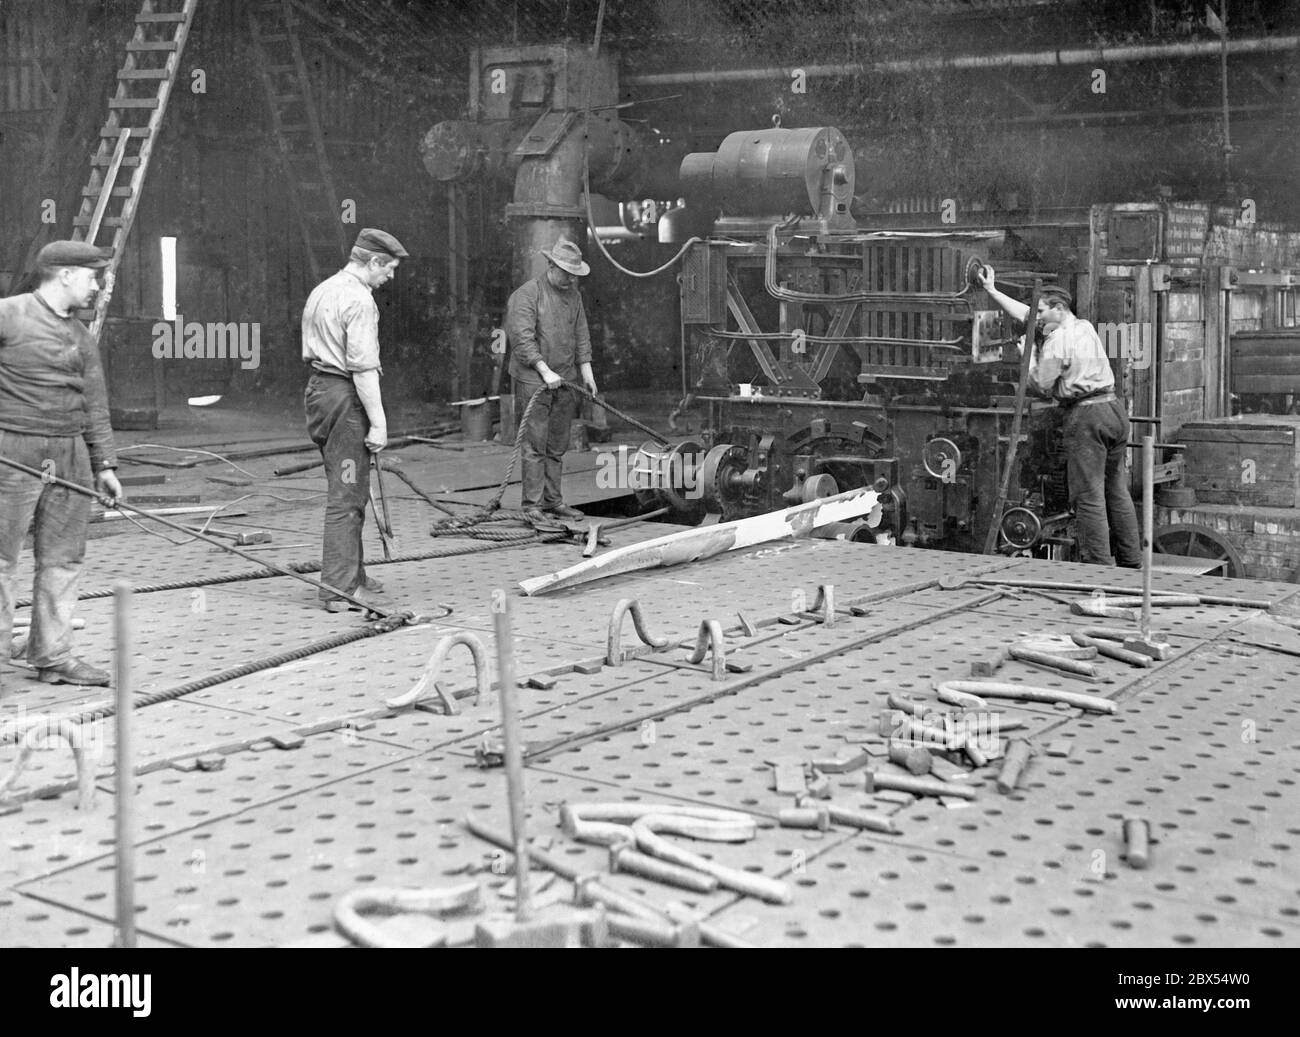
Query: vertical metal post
492,591,531,922
1141,435,1155,641
113,581,136,948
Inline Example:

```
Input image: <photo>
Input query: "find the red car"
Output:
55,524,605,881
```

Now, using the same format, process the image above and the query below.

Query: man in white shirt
980,267,1141,567
302,228,407,612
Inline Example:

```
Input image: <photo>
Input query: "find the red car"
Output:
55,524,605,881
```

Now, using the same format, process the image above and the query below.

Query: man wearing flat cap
506,238,598,522
0,240,123,687
302,227,408,612
980,266,1141,568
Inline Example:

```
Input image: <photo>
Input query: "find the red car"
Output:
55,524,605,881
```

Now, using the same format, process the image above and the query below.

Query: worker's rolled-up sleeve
507,283,542,370
79,336,118,469
574,295,592,367
1028,332,1067,399
342,297,382,373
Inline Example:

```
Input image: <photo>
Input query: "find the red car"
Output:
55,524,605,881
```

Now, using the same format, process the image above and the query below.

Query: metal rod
492,593,531,922
0,453,390,618
983,279,1041,554
622,35,1300,86
1142,434,1155,640
114,581,136,949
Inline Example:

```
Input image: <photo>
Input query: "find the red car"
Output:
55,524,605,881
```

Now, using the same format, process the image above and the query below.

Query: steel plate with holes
4,509,1299,948
3,734,411,887
18,757,847,947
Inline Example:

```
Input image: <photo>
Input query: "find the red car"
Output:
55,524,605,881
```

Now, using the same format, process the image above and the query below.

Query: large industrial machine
422,44,1300,574
625,124,1072,556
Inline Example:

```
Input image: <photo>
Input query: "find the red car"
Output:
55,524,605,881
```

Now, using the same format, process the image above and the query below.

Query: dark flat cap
37,240,113,269
354,228,409,259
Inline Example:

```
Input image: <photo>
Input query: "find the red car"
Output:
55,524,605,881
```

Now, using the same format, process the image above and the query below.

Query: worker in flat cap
505,238,598,523
979,266,1140,568
0,240,123,687
302,228,409,612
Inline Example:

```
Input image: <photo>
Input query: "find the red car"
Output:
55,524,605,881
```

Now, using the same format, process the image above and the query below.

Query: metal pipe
1142,434,1154,641
623,36,1300,86
114,582,136,949
492,593,531,923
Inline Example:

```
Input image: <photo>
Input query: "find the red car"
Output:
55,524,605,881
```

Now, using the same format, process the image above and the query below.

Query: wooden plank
1234,375,1300,393
519,486,882,596
1179,428,1296,445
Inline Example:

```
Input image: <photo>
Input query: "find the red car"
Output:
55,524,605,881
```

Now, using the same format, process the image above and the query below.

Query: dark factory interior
0,0,1297,963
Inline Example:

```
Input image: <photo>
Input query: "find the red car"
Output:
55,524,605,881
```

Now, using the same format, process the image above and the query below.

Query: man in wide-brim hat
505,238,598,523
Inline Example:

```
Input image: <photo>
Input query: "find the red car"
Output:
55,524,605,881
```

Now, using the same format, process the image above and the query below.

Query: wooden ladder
247,0,348,286
70,0,198,343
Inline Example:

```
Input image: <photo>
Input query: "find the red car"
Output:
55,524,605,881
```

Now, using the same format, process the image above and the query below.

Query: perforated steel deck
3,477,1299,947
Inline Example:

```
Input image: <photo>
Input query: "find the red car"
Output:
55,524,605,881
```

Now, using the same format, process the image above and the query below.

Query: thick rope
11,534,565,609
1,612,421,746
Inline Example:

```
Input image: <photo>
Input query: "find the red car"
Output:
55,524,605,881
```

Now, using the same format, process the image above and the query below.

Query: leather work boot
522,507,551,525
37,659,111,686
323,589,380,614
360,576,385,593
547,503,586,521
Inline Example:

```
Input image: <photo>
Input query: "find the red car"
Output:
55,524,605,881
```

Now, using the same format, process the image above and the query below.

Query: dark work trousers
1062,397,1143,568
304,372,372,601
513,375,576,509
0,431,92,668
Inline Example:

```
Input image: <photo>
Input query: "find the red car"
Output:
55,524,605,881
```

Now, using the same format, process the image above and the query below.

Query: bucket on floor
460,398,494,441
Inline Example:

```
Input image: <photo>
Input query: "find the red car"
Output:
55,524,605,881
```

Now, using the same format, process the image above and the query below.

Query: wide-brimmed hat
545,239,590,276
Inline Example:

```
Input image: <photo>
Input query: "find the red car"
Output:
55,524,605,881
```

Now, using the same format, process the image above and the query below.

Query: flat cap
37,240,112,269
354,227,409,259
1039,284,1073,306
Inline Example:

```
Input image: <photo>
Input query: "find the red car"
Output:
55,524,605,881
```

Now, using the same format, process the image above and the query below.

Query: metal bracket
808,583,836,626
606,598,671,665
685,618,753,681
386,631,491,714
0,717,96,812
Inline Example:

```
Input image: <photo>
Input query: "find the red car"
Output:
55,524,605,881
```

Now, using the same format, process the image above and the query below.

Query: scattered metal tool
865,770,977,801
996,739,1032,794
334,883,483,948
888,739,933,775
1070,629,1153,668
370,456,395,560
465,815,748,948
561,803,790,904
182,523,272,546
582,507,670,557
1122,815,1153,869
1007,645,1100,682
935,679,1117,715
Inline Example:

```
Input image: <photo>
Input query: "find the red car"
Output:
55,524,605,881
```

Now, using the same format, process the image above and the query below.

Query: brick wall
1158,504,1300,583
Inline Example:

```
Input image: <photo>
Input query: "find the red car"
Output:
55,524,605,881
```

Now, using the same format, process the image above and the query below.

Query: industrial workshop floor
2,399,1299,948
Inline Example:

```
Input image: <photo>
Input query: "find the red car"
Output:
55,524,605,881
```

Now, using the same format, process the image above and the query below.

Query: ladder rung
99,126,151,137
136,12,189,22
118,68,170,80
108,98,161,109
83,187,133,197
93,156,141,167
73,216,126,228
126,40,180,51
